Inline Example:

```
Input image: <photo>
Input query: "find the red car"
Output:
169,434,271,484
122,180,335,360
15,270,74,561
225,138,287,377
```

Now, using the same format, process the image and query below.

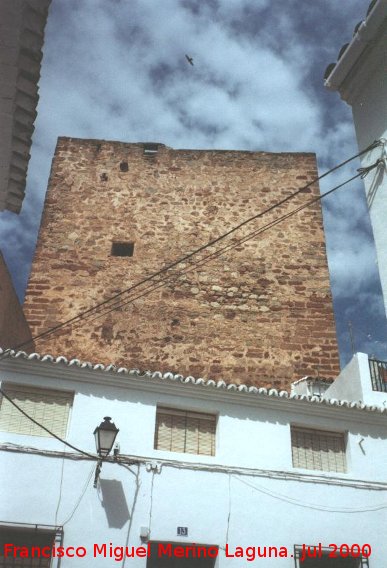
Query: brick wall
23,137,340,389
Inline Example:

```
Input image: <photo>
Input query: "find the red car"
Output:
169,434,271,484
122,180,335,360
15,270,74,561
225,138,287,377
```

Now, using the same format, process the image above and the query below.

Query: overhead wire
233,474,387,513
0,139,382,355
2,140,381,351
5,153,382,522
25,160,381,338
0,386,97,460
61,464,96,526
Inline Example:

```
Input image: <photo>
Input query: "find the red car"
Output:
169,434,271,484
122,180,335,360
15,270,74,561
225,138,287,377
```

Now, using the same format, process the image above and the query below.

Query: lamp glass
94,417,119,457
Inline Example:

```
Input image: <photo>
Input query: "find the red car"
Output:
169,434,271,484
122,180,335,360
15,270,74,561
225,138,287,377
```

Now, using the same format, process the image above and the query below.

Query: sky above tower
0,0,386,368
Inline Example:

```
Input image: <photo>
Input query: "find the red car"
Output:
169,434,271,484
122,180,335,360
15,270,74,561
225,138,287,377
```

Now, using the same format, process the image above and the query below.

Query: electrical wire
225,474,232,546
54,442,66,525
148,470,155,535
3,139,381,354
233,475,387,513
61,464,95,526
28,160,381,336
0,386,97,460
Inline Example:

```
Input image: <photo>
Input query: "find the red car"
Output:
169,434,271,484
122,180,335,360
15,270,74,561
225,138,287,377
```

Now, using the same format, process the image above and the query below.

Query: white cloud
0,0,385,361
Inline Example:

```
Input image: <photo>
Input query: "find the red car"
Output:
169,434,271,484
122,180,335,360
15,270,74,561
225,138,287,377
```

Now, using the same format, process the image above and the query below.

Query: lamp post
93,417,119,487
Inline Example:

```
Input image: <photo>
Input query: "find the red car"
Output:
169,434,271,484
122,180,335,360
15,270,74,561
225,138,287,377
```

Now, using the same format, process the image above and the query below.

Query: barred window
0,383,73,438
0,523,63,568
154,407,216,456
294,545,369,567
291,426,347,473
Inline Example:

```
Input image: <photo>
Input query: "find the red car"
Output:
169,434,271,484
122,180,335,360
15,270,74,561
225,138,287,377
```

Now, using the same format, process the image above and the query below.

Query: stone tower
23,137,340,389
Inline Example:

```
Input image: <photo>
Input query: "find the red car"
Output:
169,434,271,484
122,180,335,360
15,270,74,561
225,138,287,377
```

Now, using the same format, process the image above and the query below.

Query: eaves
0,349,386,426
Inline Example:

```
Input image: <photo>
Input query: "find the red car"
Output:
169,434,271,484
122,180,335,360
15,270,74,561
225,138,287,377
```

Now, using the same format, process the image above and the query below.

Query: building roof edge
1,348,385,416
324,0,387,94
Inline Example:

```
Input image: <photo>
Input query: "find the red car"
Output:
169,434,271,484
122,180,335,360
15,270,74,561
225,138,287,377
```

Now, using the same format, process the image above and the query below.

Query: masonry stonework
24,137,340,389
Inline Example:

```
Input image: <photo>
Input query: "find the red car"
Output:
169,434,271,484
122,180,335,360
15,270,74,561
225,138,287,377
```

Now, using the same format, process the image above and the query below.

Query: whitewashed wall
329,10,387,319
353,73,387,319
1,355,387,567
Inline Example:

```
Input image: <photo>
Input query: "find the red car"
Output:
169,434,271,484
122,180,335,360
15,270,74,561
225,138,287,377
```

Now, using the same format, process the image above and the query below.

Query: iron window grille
146,542,218,568
369,358,387,392
0,522,63,568
294,545,370,567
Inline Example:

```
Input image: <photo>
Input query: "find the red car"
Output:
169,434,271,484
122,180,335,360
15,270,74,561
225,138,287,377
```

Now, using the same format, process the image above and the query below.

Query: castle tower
23,137,340,389
325,0,387,319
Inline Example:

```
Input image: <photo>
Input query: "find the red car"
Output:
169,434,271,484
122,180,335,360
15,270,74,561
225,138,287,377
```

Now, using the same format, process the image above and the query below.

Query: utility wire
1,140,382,355
0,386,97,460
25,160,381,338
46,170,362,332
61,464,95,526
233,474,387,513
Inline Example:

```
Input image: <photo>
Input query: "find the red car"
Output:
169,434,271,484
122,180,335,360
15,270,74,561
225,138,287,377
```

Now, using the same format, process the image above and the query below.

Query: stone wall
23,137,340,388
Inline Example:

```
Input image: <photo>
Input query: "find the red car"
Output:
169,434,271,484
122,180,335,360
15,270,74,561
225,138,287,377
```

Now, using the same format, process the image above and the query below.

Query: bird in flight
185,54,194,66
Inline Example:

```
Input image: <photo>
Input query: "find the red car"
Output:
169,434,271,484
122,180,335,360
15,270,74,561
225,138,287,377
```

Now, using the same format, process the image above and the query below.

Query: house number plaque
177,527,188,536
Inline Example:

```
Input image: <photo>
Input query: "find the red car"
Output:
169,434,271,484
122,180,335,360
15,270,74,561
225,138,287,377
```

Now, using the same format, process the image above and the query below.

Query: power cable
61,464,95,526
0,140,382,354
28,161,381,336
0,386,96,460
233,475,387,513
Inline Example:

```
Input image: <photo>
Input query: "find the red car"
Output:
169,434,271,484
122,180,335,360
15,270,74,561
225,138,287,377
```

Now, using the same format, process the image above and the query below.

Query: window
111,242,134,257
291,426,346,473
0,523,63,568
294,545,369,567
147,542,218,568
0,383,73,438
154,407,216,456
143,143,159,158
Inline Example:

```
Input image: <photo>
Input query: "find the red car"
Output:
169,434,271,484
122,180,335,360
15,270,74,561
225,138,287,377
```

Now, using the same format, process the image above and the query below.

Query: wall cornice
1,352,386,426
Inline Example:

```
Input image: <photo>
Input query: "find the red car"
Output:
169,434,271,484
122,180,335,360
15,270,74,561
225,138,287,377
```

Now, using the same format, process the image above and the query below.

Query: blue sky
0,0,386,367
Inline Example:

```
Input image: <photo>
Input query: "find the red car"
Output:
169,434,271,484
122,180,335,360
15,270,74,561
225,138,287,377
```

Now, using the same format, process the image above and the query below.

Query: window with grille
0,383,73,438
291,426,347,473
0,523,63,568
154,407,216,456
294,545,369,567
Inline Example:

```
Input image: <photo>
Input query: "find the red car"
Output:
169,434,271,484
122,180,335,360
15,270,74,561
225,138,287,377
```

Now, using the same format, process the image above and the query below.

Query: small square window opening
111,242,135,257
143,143,159,158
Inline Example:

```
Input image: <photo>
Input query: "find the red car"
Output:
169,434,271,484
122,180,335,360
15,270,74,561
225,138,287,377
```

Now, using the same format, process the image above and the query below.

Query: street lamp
93,417,119,487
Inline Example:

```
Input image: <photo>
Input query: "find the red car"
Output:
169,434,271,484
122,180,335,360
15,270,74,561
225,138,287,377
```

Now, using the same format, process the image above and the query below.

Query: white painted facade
0,350,387,567
324,0,387,318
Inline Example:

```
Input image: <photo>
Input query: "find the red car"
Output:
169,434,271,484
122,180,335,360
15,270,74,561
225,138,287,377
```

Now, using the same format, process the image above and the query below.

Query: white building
324,0,387,318
0,348,387,567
